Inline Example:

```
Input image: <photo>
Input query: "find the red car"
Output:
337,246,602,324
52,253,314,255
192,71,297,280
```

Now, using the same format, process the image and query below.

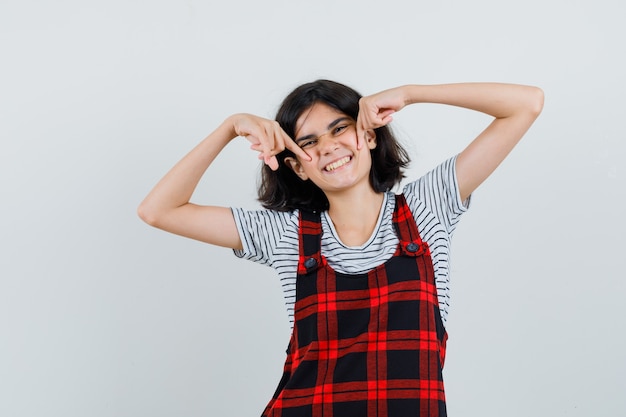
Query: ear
365,129,377,150
284,156,309,180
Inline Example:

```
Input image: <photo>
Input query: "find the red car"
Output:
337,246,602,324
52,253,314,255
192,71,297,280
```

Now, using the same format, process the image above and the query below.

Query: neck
325,186,385,246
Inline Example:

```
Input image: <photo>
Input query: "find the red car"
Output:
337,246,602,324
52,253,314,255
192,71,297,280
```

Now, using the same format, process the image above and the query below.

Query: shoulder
403,156,456,194
402,156,469,234
403,156,468,208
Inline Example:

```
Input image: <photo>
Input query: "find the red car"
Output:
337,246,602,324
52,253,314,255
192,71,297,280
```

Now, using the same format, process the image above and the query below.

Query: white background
1,0,624,416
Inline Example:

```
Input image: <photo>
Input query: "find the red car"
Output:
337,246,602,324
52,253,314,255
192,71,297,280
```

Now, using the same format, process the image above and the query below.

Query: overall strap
297,209,324,275
393,194,430,256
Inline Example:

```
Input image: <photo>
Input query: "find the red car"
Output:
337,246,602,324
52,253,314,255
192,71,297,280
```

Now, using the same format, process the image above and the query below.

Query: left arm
357,83,544,201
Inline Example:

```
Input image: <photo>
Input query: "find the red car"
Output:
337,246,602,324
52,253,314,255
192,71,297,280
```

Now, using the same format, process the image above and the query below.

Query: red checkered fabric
262,194,448,417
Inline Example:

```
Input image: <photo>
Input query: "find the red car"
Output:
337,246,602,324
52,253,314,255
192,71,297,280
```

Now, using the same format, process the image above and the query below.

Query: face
285,102,377,195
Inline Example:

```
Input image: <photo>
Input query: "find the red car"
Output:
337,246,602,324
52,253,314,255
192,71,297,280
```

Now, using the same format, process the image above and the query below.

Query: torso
262,194,448,417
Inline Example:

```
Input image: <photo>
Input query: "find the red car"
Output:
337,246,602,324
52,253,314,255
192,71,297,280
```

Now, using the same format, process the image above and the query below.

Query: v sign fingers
233,114,300,171
283,131,311,163
262,120,310,170
357,94,399,149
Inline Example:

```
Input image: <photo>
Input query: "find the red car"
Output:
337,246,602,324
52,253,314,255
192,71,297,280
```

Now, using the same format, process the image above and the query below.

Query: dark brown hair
258,79,410,212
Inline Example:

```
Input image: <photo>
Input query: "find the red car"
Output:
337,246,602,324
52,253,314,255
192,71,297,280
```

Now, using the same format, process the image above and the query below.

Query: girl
138,80,544,416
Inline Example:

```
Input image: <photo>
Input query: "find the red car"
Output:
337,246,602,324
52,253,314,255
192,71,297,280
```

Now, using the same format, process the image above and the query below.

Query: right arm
137,114,309,249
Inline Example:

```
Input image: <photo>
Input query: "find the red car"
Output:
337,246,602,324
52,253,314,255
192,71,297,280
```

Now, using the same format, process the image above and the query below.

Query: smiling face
284,102,377,195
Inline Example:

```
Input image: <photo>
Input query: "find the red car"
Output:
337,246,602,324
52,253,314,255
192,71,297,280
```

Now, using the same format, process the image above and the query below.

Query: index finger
355,113,365,150
283,132,312,162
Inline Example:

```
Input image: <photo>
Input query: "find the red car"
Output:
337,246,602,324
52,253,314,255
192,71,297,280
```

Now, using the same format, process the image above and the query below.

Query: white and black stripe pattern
232,156,469,330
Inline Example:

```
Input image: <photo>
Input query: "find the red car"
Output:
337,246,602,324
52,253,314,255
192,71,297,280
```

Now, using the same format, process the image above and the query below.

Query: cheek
297,160,318,179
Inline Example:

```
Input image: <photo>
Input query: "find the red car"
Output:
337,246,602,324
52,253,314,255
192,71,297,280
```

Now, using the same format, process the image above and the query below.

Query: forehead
294,102,348,136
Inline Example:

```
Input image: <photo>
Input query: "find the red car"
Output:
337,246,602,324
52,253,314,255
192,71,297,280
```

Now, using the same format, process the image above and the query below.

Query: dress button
304,258,318,269
406,242,419,253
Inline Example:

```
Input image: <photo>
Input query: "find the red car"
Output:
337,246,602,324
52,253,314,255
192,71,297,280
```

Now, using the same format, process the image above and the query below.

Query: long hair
258,79,410,212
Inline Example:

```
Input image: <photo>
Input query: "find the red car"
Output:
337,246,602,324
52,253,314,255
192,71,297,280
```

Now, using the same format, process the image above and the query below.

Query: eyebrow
295,117,352,144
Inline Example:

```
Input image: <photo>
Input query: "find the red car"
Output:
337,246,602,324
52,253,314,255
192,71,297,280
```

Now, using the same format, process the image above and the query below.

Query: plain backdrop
1,0,624,416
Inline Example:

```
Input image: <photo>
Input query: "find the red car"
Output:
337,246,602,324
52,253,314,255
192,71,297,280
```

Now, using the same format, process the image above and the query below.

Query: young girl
138,80,543,416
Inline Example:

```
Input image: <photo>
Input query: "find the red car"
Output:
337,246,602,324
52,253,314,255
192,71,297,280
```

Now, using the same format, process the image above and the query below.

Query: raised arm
137,113,309,249
357,83,544,201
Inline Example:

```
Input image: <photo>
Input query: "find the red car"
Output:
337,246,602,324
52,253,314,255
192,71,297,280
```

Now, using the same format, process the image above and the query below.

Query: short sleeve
402,155,470,237
230,207,300,268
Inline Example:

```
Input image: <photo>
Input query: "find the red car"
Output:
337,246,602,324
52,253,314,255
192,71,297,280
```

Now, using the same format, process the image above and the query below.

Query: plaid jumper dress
263,194,448,417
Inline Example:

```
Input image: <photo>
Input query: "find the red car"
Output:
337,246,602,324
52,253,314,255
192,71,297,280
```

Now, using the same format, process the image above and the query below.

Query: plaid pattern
263,194,447,417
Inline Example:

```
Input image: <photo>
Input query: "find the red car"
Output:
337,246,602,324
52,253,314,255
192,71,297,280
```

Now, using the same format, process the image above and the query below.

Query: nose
317,132,339,154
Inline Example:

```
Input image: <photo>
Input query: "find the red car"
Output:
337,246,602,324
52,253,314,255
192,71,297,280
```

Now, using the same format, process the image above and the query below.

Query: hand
356,86,408,149
231,113,311,170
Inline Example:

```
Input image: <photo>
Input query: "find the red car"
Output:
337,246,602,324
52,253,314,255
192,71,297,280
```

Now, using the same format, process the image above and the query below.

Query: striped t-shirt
232,156,469,329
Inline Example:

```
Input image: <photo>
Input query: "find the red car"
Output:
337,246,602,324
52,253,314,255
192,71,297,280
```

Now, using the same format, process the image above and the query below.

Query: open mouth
324,156,351,172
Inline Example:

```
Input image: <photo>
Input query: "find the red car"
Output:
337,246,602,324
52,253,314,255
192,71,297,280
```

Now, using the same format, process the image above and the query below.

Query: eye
299,139,317,149
333,124,349,135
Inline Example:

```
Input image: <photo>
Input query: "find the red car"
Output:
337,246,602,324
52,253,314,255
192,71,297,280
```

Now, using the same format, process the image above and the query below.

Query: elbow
529,86,545,118
137,201,162,227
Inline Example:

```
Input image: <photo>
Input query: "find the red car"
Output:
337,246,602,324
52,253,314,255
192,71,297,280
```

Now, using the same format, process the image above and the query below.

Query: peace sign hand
356,86,408,149
232,113,311,170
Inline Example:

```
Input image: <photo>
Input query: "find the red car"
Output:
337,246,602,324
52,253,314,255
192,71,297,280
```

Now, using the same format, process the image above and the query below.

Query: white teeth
325,156,351,171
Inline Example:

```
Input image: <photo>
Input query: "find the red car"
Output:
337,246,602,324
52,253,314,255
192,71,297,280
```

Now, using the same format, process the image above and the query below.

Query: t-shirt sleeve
402,155,470,236
230,207,299,267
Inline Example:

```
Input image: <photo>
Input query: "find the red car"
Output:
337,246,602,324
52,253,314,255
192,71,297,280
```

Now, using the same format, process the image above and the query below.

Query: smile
324,156,351,172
